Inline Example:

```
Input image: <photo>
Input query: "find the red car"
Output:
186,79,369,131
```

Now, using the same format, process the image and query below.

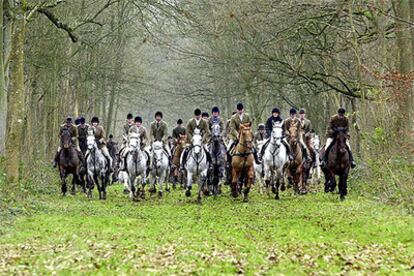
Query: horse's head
289,122,300,145
334,128,347,153
212,123,221,141
239,123,253,149
152,141,164,161
87,135,96,150
271,122,283,144
61,129,72,149
128,133,141,150
192,133,203,154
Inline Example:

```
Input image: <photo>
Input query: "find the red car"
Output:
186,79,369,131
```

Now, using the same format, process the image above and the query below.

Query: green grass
1,182,414,275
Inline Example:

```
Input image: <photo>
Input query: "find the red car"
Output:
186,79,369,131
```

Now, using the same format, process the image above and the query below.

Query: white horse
254,139,266,194
149,141,170,197
181,129,209,204
262,122,288,200
125,133,148,201
86,134,109,200
309,134,321,184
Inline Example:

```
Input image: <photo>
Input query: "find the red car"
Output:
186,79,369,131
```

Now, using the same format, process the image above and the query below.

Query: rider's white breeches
325,138,351,150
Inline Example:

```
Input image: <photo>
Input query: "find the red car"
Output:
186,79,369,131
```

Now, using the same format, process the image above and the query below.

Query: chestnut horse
320,128,350,200
286,121,307,194
231,124,255,202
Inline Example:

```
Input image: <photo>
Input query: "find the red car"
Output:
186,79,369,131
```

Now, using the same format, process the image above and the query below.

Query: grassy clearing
1,180,414,275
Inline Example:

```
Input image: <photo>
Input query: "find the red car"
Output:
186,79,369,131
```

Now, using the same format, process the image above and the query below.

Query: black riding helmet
299,108,306,114
290,108,297,115
202,112,209,118
338,107,346,115
155,111,163,118
236,103,244,110
212,106,220,113
177,119,183,124
79,117,86,124
91,117,99,124
65,116,73,123
194,108,202,116
272,107,280,114
135,116,142,123
127,113,133,120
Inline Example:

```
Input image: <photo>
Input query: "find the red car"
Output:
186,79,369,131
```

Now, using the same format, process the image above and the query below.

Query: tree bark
5,1,25,182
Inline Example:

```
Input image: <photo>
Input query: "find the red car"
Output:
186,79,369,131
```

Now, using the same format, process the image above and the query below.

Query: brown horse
320,128,350,201
231,123,255,202
286,121,307,194
58,129,84,195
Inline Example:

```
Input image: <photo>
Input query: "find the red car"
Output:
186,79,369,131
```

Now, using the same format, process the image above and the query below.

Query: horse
254,139,266,194
305,133,321,185
262,122,288,200
208,123,226,196
107,139,119,184
181,129,209,204
85,134,109,200
124,133,148,201
320,128,350,200
286,121,307,195
149,141,170,197
57,129,84,196
230,123,255,202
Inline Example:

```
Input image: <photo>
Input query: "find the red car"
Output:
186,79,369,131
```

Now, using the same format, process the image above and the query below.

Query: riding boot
180,147,189,172
77,150,86,173
253,148,262,164
259,140,270,160
205,149,213,170
347,148,357,168
52,150,60,168
282,140,293,161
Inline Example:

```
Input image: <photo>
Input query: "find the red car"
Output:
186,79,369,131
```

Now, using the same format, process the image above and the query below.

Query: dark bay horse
320,128,350,200
58,129,84,195
286,122,307,194
231,123,255,202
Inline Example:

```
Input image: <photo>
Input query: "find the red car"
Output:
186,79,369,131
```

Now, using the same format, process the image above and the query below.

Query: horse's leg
243,166,254,203
198,171,207,204
60,171,67,196
94,175,102,200
231,166,239,198
101,173,107,200
264,165,271,196
275,177,280,200
158,173,164,198
86,174,93,198
329,173,336,193
185,171,192,197
339,173,348,201
71,174,76,195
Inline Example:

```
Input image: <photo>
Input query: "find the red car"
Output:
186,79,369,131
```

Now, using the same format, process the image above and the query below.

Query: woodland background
0,0,412,205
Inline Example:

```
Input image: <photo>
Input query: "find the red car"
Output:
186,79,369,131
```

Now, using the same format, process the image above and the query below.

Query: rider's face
155,116,161,122
92,122,98,127
272,112,279,117
300,113,305,119
136,122,141,127
195,115,201,120
290,113,296,119
237,109,244,115
212,112,219,117
127,119,133,124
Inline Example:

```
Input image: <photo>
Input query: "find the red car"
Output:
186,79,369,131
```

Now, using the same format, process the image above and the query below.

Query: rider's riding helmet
258,123,265,130
212,106,220,113
338,107,346,115
109,134,113,139
65,116,73,123
177,119,183,124
75,117,81,125
127,113,133,120
135,116,142,123
202,112,209,118
289,108,297,115
194,108,202,116
91,117,99,124
236,103,244,111
155,111,163,118
299,108,306,114
79,117,86,124
272,107,280,114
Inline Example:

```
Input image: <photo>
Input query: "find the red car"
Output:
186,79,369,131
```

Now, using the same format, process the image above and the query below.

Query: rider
299,108,312,139
53,116,85,168
225,111,237,143
180,108,212,171
284,108,311,163
208,106,225,133
123,113,134,136
321,108,356,168
77,116,89,155
88,117,113,172
172,119,186,144
129,116,148,149
149,111,170,157
254,124,267,145
227,103,261,163
265,108,283,137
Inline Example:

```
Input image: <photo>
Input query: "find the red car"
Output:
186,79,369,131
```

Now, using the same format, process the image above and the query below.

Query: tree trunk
5,2,25,182
0,0,6,155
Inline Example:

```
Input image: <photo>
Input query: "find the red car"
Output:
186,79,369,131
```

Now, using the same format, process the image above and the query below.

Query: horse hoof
340,195,345,201
166,188,171,193
231,190,238,198
271,186,276,194
158,191,163,198
275,195,280,200
185,190,191,197
149,188,156,194
197,197,202,205
123,188,129,195
243,195,249,203
280,185,286,191
172,184,176,190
